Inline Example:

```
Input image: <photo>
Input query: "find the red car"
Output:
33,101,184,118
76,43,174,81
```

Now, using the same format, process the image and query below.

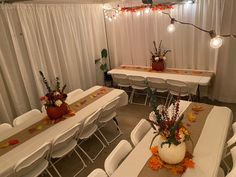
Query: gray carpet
41,95,236,177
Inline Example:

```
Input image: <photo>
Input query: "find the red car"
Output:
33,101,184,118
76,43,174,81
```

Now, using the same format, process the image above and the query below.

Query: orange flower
149,156,163,170
183,159,195,168
170,165,185,174
150,146,158,155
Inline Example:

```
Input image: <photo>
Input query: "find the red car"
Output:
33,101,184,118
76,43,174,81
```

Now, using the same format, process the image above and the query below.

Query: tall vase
46,102,68,120
158,138,186,164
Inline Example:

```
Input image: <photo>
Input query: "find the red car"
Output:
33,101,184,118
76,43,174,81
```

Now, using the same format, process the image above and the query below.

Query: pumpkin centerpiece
147,92,191,165
39,71,68,120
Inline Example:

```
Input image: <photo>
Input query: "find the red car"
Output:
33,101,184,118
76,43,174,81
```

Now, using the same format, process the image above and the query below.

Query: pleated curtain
0,3,106,123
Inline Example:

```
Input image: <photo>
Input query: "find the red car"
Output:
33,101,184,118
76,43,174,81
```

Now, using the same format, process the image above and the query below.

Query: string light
144,7,151,14
103,4,119,21
136,11,141,16
210,36,223,48
162,12,236,49
167,24,176,33
167,18,176,33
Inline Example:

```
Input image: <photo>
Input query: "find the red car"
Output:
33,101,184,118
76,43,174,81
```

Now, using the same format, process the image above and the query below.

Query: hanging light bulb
167,18,176,33
136,11,141,16
167,24,175,33
108,17,112,22
144,7,150,14
210,36,223,48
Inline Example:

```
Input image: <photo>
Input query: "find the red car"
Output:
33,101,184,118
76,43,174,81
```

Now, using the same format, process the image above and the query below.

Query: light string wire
162,12,236,39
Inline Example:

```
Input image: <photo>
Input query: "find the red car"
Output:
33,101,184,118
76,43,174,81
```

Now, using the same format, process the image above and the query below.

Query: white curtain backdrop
106,0,221,71
0,3,106,123
213,0,236,103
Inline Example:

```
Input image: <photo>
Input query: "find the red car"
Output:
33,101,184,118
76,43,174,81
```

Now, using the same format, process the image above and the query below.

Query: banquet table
0,86,128,177
108,65,214,96
110,100,232,177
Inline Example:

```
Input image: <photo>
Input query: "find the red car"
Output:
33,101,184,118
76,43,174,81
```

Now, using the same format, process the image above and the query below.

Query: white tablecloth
0,86,128,177
111,100,232,177
108,68,213,95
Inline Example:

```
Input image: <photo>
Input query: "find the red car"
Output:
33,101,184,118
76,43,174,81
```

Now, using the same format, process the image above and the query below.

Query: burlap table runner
117,65,214,77
0,87,113,156
138,102,214,177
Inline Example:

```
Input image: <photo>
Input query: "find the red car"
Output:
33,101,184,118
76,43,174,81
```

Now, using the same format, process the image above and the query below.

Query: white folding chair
97,97,122,145
14,142,52,177
112,74,130,89
77,109,106,163
147,77,168,93
218,167,225,177
67,89,84,103
13,109,43,127
50,124,86,177
129,75,148,105
0,123,12,133
166,79,191,107
130,119,151,146
223,145,236,177
104,140,132,176
87,168,108,177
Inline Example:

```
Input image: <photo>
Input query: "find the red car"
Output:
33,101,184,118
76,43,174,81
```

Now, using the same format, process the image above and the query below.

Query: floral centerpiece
39,71,68,120
150,40,171,71
146,93,194,174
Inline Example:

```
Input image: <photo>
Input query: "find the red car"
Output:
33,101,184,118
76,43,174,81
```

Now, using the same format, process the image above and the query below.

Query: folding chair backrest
166,79,189,95
147,77,167,91
129,76,147,87
130,119,151,146
112,74,129,86
14,142,51,177
0,123,12,133
13,109,43,127
100,97,120,119
87,168,108,177
52,124,81,152
104,140,132,176
231,146,236,168
67,89,84,102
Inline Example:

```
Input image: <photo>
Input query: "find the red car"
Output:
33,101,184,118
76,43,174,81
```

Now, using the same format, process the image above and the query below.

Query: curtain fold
0,3,106,123
213,0,236,103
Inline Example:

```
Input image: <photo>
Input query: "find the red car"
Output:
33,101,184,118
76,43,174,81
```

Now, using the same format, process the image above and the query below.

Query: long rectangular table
111,100,232,177
108,65,214,96
0,86,128,177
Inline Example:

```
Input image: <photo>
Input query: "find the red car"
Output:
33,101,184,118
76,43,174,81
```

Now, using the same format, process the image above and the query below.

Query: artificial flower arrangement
150,40,171,71
148,95,190,148
147,92,194,174
39,71,68,120
151,40,171,63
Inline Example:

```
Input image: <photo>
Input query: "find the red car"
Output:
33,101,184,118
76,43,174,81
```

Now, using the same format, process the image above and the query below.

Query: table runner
0,87,113,156
118,65,214,77
138,102,213,177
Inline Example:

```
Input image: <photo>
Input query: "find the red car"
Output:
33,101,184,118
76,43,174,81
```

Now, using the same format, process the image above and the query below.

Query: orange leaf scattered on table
8,139,19,145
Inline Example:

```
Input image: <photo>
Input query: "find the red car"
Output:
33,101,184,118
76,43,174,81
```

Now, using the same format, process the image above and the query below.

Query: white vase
157,138,186,164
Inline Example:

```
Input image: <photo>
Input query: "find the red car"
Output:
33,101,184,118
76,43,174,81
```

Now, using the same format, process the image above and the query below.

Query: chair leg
98,120,123,145
129,89,135,103
167,94,173,108
46,169,53,177
77,134,106,163
144,92,148,106
165,92,170,107
50,161,62,177
73,149,87,177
